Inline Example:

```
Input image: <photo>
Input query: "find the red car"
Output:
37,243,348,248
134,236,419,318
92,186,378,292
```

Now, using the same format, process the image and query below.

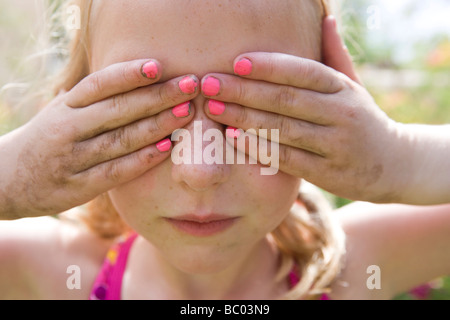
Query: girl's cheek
118,163,169,197
249,166,300,202
107,169,164,216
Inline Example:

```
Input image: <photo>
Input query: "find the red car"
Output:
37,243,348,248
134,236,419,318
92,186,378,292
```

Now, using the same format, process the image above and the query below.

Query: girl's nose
171,98,232,192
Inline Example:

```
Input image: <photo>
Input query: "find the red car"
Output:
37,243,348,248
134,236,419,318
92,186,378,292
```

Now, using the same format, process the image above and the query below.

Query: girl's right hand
0,59,198,219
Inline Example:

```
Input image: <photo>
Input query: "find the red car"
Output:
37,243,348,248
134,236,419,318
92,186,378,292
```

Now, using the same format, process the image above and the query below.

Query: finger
322,16,363,85
205,101,328,156
232,52,345,93
75,75,199,140
65,59,162,108
74,141,172,193
73,105,194,171
201,74,334,125
225,127,325,179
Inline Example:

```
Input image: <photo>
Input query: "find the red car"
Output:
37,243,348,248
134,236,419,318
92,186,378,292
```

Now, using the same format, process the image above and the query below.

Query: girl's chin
165,252,236,275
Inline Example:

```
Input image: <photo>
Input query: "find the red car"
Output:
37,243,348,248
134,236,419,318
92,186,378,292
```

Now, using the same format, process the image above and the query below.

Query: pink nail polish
179,76,198,94
156,139,172,153
172,102,191,118
226,126,241,139
141,61,158,79
234,58,252,76
208,100,225,116
202,77,221,96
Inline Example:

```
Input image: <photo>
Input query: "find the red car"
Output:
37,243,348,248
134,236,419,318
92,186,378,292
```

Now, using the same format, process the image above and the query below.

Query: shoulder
329,202,450,300
325,202,392,299
0,211,113,299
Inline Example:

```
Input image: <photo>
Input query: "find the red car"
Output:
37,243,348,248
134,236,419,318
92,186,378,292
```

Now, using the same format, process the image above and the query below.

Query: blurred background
0,0,449,300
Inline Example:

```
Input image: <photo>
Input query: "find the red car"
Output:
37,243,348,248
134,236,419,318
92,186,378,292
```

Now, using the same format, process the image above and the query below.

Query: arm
333,202,450,299
396,123,450,204
322,16,450,205
0,216,111,299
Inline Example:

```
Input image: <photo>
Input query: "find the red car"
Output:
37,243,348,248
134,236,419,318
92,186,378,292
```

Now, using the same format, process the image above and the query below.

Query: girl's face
91,0,320,274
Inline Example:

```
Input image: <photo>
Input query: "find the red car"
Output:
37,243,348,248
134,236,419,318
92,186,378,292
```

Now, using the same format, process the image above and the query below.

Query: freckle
154,206,159,210
151,36,155,40
169,186,173,191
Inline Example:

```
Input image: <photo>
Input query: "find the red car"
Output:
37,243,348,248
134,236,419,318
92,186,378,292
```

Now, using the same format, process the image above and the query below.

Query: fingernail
156,139,172,153
202,76,221,96
179,76,198,94
141,61,158,79
172,102,191,118
226,126,241,139
208,100,225,116
329,15,337,29
234,58,252,76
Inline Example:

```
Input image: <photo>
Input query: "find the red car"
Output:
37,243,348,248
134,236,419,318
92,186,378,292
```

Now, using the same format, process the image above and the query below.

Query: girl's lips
165,215,239,237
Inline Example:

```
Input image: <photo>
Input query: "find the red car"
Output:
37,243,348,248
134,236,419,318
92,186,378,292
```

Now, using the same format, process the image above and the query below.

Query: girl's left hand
200,52,406,203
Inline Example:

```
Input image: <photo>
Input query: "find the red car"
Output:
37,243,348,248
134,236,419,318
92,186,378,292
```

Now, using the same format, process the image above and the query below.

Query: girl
0,0,449,300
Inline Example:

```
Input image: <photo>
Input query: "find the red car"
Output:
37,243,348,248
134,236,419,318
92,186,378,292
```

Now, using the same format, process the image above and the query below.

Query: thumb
322,15,363,85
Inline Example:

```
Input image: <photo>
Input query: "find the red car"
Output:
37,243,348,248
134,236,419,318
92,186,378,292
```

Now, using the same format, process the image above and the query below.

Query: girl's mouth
164,214,240,237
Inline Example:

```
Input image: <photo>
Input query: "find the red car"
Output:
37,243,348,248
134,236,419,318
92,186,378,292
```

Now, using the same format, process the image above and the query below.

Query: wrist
365,120,412,204
0,128,27,220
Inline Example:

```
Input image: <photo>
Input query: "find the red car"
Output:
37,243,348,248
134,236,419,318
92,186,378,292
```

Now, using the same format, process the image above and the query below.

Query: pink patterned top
89,232,330,300
90,232,138,300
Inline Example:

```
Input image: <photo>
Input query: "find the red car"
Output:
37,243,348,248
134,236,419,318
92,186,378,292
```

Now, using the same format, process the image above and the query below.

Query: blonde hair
50,0,345,300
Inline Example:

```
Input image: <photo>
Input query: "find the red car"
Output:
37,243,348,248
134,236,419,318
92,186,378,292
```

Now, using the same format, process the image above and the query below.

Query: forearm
398,123,450,205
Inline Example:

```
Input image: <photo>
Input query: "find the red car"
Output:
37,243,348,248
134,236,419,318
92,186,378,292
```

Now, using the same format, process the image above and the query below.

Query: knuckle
151,114,164,134
280,145,293,166
235,79,248,103
338,97,360,122
157,84,172,106
338,73,355,90
71,142,86,160
301,62,318,85
236,106,249,126
99,127,131,154
277,115,291,138
110,93,127,115
119,62,137,84
157,79,185,107
103,161,122,182
45,115,78,140
86,73,103,99
266,56,278,79
111,126,132,150
145,114,164,138
327,71,348,93
300,60,330,91
49,155,74,184
344,106,358,120
273,85,296,113
289,126,307,149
